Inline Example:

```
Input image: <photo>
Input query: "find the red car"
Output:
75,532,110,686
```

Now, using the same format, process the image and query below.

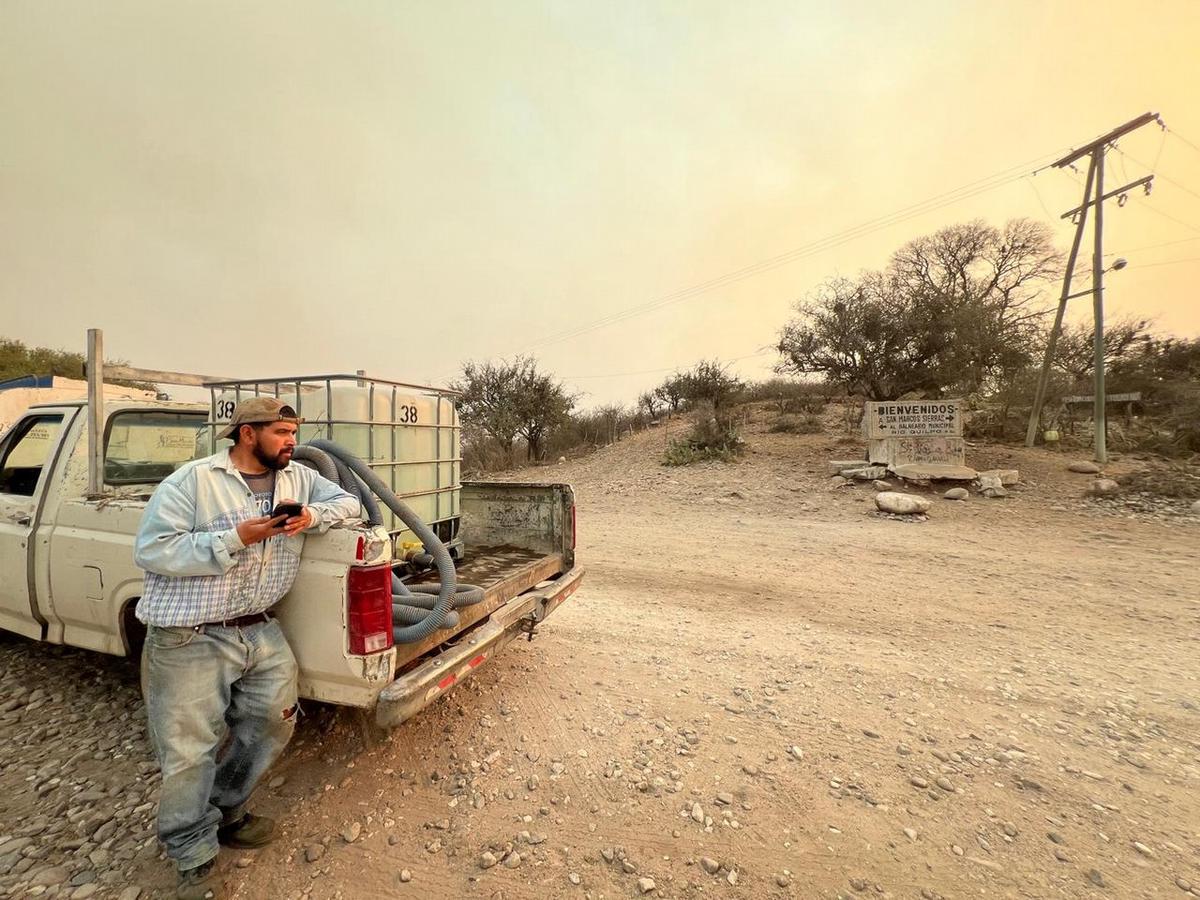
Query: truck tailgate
376,564,583,728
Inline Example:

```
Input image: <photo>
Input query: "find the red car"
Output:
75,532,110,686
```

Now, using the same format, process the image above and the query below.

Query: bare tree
681,359,743,418
452,359,526,461
776,219,1060,399
453,357,572,463
653,374,687,415
515,365,575,462
1053,316,1153,383
637,390,661,420
595,404,626,445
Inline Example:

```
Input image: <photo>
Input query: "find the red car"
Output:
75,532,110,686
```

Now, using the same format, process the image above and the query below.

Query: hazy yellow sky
2,1,1198,406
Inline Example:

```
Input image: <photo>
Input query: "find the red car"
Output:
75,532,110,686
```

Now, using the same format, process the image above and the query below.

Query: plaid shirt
134,449,360,627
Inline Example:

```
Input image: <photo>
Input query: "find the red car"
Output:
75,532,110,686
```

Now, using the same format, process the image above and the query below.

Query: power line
561,348,773,380
1114,145,1200,202
1127,255,1200,270
1104,234,1200,256
1166,126,1200,157
1133,202,1200,234
1024,175,1057,219
520,150,1065,354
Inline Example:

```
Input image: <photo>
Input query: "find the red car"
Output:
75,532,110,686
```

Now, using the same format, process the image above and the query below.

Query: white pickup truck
0,355,582,732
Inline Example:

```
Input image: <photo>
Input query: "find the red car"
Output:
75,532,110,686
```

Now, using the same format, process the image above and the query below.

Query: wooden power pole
1024,112,1161,463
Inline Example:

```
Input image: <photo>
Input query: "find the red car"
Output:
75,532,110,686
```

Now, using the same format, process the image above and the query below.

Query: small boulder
875,492,931,515
1068,461,1102,474
1192,499,1200,516
981,486,1009,499
828,459,868,475
978,468,1019,485
872,480,892,491
943,488,969,501
842,465,889,481
1089,478,1120,497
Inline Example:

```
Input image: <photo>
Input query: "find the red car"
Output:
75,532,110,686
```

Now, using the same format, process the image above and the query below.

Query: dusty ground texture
1,414,1198,900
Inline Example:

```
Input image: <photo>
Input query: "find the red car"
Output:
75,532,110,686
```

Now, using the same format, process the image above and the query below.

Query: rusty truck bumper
375,566,585,728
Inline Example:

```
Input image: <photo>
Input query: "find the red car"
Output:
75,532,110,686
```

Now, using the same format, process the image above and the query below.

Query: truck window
104,411,210,484
0,415,65,496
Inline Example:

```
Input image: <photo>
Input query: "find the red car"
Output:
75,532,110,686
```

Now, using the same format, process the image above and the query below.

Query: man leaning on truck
133,398,360,900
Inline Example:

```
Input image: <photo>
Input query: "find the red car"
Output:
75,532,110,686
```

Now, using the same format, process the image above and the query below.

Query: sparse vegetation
662,407,744,466
449,220,1195,475
768,413,823,434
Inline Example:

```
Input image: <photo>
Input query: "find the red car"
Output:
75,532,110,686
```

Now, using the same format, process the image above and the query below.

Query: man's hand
236,515,289,546
279,502,313,537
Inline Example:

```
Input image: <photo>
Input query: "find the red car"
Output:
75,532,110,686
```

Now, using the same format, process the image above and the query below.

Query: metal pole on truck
86,329,105,496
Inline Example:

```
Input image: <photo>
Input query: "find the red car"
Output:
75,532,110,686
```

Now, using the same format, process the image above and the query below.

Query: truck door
0,409,76,639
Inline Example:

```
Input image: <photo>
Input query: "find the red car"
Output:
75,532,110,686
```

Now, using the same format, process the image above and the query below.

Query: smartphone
270,502,304,521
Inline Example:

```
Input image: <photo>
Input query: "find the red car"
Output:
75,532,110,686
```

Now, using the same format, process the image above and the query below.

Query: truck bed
397,544,566,667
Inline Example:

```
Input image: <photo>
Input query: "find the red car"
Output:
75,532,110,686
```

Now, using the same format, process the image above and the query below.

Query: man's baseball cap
216,398,304,440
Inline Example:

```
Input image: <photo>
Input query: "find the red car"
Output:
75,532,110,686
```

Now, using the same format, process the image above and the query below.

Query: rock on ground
1089,478,1120,496
875,492,932,515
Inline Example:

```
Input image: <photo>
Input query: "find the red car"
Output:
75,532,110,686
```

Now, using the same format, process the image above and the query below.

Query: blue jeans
141,618,298,871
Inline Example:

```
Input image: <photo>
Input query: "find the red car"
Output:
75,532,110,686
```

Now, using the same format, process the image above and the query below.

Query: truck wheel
121,602,147,658
354,708,389,751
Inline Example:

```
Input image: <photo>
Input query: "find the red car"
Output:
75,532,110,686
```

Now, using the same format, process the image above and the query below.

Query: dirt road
2,419,1198,899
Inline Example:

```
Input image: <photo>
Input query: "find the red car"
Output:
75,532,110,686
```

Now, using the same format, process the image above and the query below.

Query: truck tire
121,600,146,658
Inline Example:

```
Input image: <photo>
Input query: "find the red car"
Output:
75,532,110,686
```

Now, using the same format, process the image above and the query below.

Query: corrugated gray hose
292,446,383,526
304,439,483,644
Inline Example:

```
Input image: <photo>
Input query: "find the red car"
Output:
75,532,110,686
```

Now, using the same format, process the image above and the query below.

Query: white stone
892,463,977,481
875,492,932,515
977,468,1019,486
1068,461,1102,474
828,459,868,474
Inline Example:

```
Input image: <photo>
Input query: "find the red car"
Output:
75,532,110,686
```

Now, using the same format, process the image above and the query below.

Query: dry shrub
1117,464,1200,499
769,414,823,434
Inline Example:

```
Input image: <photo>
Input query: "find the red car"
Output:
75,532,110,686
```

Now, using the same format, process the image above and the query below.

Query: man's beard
253,444,293,471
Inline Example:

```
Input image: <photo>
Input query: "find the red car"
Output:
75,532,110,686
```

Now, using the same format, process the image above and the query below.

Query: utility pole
1090,147,1107,463
1024,112,1161,463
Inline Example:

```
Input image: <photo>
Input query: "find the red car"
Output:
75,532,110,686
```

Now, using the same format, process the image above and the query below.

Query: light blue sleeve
133,478,243,576
303,473,362,533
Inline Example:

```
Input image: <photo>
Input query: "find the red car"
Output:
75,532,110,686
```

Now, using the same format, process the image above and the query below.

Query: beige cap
216,397,303,440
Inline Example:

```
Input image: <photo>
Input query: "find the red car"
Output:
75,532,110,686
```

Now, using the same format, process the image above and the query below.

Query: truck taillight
570,505,577,550
347,564,393,655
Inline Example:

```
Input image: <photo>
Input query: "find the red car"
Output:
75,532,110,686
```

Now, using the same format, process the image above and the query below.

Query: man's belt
200,611,273,629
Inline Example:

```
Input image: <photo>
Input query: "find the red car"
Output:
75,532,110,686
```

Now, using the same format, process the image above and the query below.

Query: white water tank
212,381,460,543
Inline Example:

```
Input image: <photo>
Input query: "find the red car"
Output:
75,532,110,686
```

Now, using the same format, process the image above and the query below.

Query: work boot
177,858,220,899
217,813,276,849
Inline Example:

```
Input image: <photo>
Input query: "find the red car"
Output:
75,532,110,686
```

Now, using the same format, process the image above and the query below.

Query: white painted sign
863,400,962,439
868,436,966,467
